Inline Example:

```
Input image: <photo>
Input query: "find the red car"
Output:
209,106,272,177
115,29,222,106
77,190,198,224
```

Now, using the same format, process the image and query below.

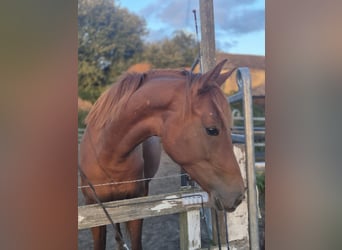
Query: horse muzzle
213,192,245,212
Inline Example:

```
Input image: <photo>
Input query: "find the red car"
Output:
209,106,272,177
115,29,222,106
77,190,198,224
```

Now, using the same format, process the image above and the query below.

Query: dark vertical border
267,0,342,249
0,1,78,249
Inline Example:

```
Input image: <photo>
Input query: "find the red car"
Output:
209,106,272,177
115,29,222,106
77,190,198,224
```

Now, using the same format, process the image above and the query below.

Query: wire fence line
78,173,188,190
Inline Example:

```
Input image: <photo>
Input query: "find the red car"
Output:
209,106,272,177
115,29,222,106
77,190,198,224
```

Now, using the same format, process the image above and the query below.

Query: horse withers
79,59,245,250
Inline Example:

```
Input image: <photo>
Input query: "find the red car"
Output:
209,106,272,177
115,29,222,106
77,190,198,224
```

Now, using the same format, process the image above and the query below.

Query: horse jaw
181,162,245,212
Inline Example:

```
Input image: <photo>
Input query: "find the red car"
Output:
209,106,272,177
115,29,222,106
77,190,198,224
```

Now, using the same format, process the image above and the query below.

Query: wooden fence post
180,209,201,250
199,0,228,244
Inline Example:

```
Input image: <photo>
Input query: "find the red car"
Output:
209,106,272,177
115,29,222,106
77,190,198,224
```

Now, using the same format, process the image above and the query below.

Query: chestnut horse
79,60,245,250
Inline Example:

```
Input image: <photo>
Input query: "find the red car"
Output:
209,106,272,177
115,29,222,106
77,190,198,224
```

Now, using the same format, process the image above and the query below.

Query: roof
252,84,265,97
216,53,265,70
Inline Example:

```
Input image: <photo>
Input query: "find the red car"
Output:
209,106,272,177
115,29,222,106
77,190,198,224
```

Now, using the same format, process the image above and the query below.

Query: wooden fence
78,145,253,250
79,188,210,250
78,188,209,230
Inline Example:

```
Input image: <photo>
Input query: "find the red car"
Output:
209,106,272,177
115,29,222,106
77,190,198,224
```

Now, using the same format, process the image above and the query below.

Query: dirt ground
78,150,265,250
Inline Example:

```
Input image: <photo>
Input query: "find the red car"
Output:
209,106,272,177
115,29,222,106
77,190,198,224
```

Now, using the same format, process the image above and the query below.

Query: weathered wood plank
78,189,209,230
179,210,201,250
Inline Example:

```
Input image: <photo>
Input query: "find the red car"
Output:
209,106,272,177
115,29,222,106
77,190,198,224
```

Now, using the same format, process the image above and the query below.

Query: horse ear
216,67,237,87
200,59,228,86
196,60,229,95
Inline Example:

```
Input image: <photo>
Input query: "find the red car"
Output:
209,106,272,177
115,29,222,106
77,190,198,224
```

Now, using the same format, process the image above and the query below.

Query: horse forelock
187,73,231,130
208,86,231,130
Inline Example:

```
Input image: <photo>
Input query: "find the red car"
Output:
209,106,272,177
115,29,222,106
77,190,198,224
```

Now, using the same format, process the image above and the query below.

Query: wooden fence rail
78,188,209,230
78,188,209,249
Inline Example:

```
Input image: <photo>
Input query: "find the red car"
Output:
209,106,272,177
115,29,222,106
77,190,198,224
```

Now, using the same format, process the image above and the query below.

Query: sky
117,0,265,56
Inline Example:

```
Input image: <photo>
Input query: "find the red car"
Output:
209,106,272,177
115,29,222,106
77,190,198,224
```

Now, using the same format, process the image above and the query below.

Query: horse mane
85,70,190,129
85,72,145,128
85,69,230,130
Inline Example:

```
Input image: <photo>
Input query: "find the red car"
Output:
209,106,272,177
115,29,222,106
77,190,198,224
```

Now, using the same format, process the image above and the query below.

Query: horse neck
100,78,186,161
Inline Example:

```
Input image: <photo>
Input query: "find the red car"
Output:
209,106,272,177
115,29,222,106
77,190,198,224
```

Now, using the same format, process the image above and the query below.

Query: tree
143,30,198,68
78,0,146,102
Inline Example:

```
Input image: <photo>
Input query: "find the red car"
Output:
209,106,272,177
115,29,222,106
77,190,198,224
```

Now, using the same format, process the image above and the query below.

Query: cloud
141,0,197,30
157,0,204,29
215,8,265,34
144,28,171,42
140,0,264,36
216,40,239,51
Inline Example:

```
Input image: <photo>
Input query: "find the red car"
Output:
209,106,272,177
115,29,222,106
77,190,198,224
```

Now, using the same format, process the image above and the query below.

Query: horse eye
206,127,219,136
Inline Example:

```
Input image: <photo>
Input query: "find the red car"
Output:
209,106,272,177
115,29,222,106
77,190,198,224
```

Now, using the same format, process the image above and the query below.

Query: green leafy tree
143,30,198,68
78,0,146,102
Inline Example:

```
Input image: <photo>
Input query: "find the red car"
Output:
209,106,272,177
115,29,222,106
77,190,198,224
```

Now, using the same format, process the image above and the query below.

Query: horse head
162,60,245,212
